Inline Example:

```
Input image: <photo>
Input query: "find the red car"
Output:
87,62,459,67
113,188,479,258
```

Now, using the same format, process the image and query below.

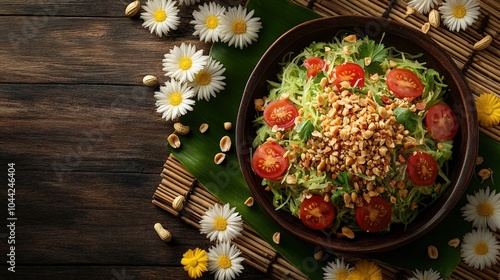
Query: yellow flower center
452,4,466,19
189,259,198,267
232,19,247,34
474,241,489,255
206,15,219,29
214,217,227,231
484,106,494,115
169,92,183,106
195,71,212,86
179,57,193,70
154,10,167,22
477,202,494,217
217,255,232,269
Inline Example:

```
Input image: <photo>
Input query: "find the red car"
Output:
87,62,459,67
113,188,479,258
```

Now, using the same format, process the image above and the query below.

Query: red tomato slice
425,103,458,141
355,196,392,232
251,142,289,180
406,151,439,186
263,100,298,129
331,62,365,90
385,68,424,98
299,195,335,230
303,57,326,79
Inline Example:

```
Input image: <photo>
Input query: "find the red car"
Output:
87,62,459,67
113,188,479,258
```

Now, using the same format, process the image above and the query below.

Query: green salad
250,34,459,236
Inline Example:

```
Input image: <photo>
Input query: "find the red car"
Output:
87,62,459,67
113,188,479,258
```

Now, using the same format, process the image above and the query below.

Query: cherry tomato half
407,151,438,186
299,195,335,230
385,68,424,98
251,142,289,180
355,196,392,232
331,62,365,90
425,103,458,141
303,57,326,79
263,100,299,129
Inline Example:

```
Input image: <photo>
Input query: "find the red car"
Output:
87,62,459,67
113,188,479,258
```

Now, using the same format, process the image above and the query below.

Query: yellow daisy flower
181,247,208,279
475,93,500,127
346,260,382,280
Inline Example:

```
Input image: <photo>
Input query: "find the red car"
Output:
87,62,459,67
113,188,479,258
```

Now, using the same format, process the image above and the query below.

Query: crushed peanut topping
297,88,408,183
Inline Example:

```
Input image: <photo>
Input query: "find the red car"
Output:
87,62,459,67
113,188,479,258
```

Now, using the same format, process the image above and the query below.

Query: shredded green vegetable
252,34,454,235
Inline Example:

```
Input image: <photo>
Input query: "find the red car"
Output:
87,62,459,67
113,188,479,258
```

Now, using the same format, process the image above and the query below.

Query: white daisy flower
408,268,443,280
154,80,196,121
439,0,480,32
322,258,353,280
219,5,262,49
188,57,226,101
461,228,500,270
190,2,226,43
162,43,209,83
178,0,200,5
461,187,500,231
207,242,245,280
407,0,440,14
140,0,180,38
199,203,243,242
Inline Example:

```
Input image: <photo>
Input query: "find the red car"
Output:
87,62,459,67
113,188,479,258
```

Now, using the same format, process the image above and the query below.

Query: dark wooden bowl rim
236,16,478,253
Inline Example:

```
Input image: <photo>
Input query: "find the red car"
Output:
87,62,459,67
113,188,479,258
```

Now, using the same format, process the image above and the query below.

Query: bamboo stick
160,178,190,197
274,257,308,276
270,261,307,280
151,199,179,217
237,233,276,259
162,167,193,187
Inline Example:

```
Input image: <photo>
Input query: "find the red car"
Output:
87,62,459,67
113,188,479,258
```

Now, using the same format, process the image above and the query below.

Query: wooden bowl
235,16,478,253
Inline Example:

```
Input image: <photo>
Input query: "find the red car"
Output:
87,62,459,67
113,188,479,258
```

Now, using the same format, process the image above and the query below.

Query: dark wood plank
0,84,169,174
1,0,247,17
0,0,265,279
3,266,269,279
0,16,196,85
0,170,267,278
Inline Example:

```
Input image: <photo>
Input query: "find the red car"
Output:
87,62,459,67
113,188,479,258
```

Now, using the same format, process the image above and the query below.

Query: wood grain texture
0,0,266,279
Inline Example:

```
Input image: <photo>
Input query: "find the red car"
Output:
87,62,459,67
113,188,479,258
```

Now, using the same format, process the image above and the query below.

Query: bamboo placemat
153,156,500,279
152,0,500,279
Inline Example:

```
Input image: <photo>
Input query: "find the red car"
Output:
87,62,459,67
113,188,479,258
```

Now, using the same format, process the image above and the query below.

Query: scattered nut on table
476,156,484,165
421,22,431,34
214,153,226,164
154,223,172,242
142,74,158,86
404,6,415,18
174,122,190,135
244,197,254,207
223,122,232,131
448,238,460,248
478,168,492,181
314,250,323,261
219,135,231,152
473,35,493,51
428,245,439,259
428,9,440,28
199,123,209,133
273,232,281,244
125,0,141,17
167,134,181,149
172,195,185,211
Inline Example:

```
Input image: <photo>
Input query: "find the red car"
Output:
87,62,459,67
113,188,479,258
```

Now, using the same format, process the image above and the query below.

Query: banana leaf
169,0,497,278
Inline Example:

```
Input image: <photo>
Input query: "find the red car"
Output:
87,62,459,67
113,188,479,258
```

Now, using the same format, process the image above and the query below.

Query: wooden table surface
0,0,268,278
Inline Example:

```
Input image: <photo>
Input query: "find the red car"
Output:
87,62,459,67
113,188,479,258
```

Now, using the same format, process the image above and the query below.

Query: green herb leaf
358,37,388,73
332,170,350,190
394,107,419,132
294,119,314,140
